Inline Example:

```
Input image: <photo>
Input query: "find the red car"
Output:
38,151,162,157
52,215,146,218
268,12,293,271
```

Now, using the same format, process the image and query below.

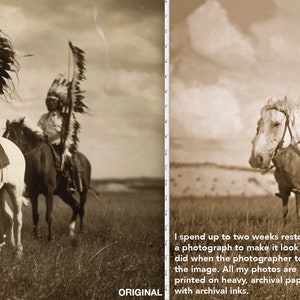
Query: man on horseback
38,74,78,192
38,74,66,151
38,94,63,146
38,43,87,193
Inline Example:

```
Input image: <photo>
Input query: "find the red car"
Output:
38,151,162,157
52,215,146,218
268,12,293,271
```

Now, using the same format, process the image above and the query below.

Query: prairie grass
0,189,164,299
171,195,300,299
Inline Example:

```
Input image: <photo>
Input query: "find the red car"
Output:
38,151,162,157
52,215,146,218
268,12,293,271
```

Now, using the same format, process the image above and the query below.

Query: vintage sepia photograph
170,0,300,298
0,0,164,299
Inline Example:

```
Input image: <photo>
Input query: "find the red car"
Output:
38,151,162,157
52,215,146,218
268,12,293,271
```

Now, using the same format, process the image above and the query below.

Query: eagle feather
61,42,87,168
0,31,18,99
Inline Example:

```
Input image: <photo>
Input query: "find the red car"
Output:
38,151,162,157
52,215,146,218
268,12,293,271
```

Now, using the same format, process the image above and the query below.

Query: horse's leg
0,189,14,248
2,202,15,248
282,196,289,224
295,193,300,220
0,200,6,248
76,153,91,233
79,189,87,232
57,190,80,237
280,192,289,224
45,194,54,241
30,195,39,238
278,185,290,223
0,195,6,245
5,184,23,258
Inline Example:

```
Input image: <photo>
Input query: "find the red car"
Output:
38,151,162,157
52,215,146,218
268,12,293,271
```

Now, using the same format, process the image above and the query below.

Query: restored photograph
170,0,300,298
0,1,164,299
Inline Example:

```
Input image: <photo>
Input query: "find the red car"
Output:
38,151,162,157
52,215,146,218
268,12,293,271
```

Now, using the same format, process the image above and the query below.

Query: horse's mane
22,123,44,143
261,97,300,124
9,119,44,146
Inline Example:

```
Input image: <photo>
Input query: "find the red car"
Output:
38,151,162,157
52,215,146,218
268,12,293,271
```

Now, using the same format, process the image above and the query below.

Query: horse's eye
273,122,280,128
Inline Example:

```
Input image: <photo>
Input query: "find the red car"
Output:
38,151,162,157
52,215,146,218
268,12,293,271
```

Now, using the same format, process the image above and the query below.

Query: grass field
171,195,300,299
0,188,164,299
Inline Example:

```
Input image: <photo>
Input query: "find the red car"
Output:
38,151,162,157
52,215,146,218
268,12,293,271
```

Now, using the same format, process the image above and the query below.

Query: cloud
274,0,300,17
170,0,300,167
251,14,300,66
0,1,164,178
171,79,243,140
187,0,255,69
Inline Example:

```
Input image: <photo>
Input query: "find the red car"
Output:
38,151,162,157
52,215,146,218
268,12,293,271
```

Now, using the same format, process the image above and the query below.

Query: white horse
0,31,26,257
249,98,300,221
0,137,26,258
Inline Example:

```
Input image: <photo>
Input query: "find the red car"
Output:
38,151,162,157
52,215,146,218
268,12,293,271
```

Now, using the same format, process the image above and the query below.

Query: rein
273,112,290,158
261,109,297,174
24,147,38,156
271,109,300,162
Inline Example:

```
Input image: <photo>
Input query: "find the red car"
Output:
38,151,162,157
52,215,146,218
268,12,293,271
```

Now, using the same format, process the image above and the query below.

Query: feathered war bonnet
0,31,18,99
45,74,69,110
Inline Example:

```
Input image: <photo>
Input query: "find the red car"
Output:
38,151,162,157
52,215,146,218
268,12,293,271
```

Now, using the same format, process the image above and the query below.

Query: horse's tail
88,186,100,200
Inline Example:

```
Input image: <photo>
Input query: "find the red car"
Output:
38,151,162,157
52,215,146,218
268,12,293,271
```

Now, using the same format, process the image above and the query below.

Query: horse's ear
6,120,10,127
20,117,25,124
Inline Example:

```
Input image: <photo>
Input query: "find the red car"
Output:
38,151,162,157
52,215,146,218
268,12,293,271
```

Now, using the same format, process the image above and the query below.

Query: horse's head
3,118,28,150
249,100,293,169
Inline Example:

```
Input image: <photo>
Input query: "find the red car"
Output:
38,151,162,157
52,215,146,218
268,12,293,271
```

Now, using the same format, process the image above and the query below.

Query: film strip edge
164,0,170,299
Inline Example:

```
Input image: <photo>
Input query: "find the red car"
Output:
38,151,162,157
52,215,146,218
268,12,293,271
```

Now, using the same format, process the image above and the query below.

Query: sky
0,0,164,179
171,0,300,167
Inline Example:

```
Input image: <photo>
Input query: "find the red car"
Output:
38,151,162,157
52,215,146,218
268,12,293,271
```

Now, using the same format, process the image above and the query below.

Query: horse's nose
256,155,263,166
249,152,264,168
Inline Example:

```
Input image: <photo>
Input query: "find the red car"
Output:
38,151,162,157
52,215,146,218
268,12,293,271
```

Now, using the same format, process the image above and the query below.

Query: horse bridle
259,109,294,174
269,107,300,161
272,110,292,159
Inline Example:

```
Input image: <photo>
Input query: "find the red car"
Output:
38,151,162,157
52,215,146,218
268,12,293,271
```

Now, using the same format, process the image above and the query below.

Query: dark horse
3,118,91,240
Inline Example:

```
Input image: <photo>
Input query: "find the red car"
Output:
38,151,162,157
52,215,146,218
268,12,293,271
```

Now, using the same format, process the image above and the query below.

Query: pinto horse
249,98,300,221
0,137,26,258
0,31,27,257
3,118,91,240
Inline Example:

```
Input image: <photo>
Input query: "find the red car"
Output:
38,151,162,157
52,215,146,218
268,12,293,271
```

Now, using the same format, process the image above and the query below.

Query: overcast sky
171,0,300,167
0,0,164,179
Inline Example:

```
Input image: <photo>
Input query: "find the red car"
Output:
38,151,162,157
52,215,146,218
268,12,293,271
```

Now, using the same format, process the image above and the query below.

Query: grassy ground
0,189,164,299
171,195,300,299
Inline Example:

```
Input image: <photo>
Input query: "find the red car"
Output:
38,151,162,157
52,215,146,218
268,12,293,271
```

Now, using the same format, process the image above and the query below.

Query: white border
164,0,170,299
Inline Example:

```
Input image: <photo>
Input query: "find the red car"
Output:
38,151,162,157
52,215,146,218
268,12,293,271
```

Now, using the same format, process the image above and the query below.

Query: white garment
37,111,62,144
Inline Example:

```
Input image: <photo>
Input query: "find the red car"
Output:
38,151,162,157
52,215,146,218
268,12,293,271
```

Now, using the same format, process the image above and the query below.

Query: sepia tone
0,1,165,299
170,1,300,299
